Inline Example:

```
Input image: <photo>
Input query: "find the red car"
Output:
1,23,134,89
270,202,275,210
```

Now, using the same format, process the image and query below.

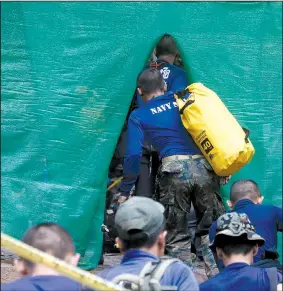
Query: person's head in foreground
14,223,80,276
155,34,179,64
210,212,265,266
114,196,167,257
137,68,167,102
227,179,264,209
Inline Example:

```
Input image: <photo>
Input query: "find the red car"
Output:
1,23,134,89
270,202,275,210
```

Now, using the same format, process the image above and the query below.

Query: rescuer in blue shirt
133,34,191,199
1,223,90,291
136,34,189,107
117,68,226,271
200,212,282,291
97,197,199,291
209,179,283,268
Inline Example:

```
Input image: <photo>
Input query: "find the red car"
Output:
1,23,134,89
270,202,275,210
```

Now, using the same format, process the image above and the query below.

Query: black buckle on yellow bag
175,87,195,114
242,127,250,143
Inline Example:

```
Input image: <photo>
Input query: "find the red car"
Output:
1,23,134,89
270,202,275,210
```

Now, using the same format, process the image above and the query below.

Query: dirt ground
1,253,207,285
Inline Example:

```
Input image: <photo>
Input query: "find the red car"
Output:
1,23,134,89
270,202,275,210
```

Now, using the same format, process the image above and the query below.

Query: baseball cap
114,197,165,241
210,212,265,251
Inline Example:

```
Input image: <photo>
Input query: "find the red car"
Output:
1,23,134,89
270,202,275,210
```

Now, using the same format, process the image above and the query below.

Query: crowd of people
2,34,282,291
2,183,282,290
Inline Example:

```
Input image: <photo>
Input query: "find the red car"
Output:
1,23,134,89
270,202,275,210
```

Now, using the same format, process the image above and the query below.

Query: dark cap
210,212,265,251
114,197,165,241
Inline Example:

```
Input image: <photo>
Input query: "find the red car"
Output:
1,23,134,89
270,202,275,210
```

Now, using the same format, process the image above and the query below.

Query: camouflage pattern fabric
200,234,219,277
210,212,265,250
154,156,225,271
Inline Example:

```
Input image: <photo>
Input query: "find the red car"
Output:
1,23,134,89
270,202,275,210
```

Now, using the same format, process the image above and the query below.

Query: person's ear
252,245,259,256
157,230,167,246
137,88,143,96
257,196,264,204
153,48,156,57
14,259,28,276
227,200,233,209
115,237,125,254
216,248,223,259
70,253,80,266
157,231,167,256
163,82,167,92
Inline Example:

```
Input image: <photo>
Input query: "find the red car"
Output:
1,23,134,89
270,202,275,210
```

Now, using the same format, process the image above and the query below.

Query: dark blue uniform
209,199,283,264
119,90,225,268
97,249,199,291
1,276,86,291
199,262,282,291
131,59,190,197
120,91,201,196
136,59,188,107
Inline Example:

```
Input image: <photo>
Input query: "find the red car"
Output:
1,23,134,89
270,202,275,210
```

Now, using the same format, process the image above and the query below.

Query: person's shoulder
255,203,282,214
166,259,191,273
165,260,199,288
1,277,32,291
96,265,121,280
96,267,111,279
199,280,212,291
129,108,142,120
199,275,219,291
168,64,186,75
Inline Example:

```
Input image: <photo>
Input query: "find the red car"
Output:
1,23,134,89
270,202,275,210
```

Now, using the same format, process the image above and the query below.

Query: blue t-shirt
199,262,277,291
1,275,87,291
136,59,188,107
119,91,201,196
97,249,199,291
209,199,283,263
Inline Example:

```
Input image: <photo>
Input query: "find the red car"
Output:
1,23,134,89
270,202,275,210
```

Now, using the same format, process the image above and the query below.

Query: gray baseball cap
210,212,265,251
114,197,165,241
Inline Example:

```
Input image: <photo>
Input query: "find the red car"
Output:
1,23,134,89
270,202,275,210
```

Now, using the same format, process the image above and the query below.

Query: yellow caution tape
1,233,126,291
107,177,123,191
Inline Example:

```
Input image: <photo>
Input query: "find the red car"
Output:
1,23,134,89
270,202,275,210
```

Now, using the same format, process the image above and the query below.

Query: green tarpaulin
1,2,282,269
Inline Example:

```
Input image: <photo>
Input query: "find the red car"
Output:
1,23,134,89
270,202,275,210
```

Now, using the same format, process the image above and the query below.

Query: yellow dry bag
174,83,255,176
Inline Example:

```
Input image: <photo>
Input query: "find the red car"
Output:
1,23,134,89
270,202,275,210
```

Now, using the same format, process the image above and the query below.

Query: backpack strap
111,261,156,290
265,267,278,291
111,259,179,291
111,273,142,290
150,258,179,282
144,258,179,291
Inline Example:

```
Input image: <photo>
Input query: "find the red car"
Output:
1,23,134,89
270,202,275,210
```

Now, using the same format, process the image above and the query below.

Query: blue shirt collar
233,199,254,210
121,249,159,263
224,262,250,270
146,91,174,104
156,58,170,64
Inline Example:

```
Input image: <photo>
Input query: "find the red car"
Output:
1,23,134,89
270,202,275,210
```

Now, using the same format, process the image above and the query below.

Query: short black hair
230,180,261,203
155,34,178,58
120,221,165,251
215,235,257,256
21,223,75,268
137,68,165,95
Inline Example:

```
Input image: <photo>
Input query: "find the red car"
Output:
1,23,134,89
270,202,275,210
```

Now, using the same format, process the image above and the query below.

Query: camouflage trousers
154,156,225,273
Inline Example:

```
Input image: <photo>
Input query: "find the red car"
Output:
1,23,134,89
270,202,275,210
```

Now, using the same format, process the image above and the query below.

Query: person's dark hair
155,34,178,58
21,223,75,269
230,180,261,203
215,235,257,256
120,221,165,251
137,68,165,95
